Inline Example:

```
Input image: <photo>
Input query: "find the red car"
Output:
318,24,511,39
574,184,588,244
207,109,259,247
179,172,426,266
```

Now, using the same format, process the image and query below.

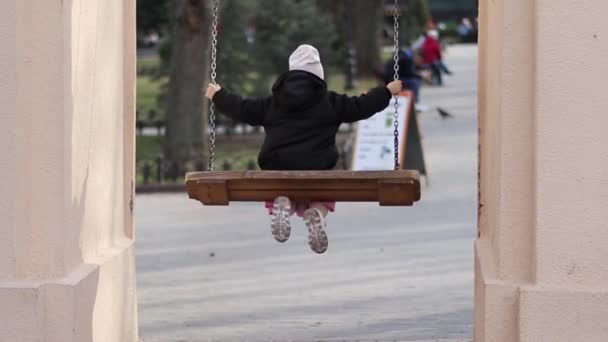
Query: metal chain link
208,0,220,171
392,0,401,170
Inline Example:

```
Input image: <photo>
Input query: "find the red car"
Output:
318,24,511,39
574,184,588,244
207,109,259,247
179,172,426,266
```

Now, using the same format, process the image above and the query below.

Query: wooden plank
230,179,381,191
186,170,419,180
228,189,378,203
187,178,229,205
378,178,420,206
185,170,421,206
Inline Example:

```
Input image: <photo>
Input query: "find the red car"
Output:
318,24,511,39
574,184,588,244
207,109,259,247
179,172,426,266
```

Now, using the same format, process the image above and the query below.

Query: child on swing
205,45,402,254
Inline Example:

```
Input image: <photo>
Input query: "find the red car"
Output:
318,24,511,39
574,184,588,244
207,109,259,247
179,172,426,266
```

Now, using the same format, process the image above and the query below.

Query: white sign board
351,93,412,171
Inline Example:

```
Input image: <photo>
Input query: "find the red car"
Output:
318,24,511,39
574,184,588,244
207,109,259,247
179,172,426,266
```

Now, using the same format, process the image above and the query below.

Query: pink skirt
264,200,336,217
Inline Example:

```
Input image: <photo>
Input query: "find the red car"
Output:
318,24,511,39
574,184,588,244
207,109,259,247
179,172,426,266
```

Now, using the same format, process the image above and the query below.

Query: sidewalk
136,44,478,342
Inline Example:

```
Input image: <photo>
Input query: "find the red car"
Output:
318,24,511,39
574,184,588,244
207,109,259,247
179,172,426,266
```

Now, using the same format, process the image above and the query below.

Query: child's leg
269,196,292,243
439,61,453,75
310,202,329,217
431,62,443,85
264,201,274,215
303,202,334,254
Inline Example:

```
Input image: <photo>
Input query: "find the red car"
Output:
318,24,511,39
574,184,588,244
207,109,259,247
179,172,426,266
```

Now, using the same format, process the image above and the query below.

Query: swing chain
206,0,399,171
208,0,220,171
392,0,401,170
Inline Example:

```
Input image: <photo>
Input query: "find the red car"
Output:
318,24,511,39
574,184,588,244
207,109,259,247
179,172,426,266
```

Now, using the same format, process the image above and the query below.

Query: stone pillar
476,0,608,341
0,1,138,341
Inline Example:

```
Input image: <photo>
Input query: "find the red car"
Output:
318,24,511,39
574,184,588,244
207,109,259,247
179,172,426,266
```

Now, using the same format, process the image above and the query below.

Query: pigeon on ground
437,107,454,119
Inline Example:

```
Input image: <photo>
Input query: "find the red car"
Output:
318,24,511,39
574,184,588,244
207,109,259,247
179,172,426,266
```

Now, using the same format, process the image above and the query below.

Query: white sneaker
303,208,328,254
270,196,291,243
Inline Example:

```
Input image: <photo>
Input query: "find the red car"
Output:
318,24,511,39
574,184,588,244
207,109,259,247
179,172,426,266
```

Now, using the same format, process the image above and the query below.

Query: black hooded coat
213,70,392,170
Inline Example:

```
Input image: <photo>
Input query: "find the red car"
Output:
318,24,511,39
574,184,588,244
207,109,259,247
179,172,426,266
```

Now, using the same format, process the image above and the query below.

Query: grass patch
381,49,394,62
137,58,160,73
135,135,261,184
215,145,261,170
327,74,379,96
136,135,163,185
137,75,166,120
137,58,166,120
136,135,163,162
135,57,380,183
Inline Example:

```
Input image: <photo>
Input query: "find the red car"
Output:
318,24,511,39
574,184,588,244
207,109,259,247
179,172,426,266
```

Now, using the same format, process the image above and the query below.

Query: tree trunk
164,0,211,169
352,0,383,76
409,0,431,35
315,0,344,24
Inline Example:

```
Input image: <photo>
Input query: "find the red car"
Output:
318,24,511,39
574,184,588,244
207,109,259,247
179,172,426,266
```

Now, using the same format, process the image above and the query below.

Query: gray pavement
136,44,478,342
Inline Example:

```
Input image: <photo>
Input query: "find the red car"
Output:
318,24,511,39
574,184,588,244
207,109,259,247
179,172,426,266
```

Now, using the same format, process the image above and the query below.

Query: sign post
351,91,427,177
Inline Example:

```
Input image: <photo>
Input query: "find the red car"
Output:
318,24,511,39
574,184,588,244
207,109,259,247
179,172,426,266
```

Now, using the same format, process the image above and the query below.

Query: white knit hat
288,44,325,80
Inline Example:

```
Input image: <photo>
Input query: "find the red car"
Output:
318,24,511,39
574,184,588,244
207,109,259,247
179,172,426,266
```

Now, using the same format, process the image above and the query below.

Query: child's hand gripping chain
205,83,222,100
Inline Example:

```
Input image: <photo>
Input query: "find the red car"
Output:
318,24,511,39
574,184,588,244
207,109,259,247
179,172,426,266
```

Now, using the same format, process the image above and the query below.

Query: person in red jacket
422,30,452,86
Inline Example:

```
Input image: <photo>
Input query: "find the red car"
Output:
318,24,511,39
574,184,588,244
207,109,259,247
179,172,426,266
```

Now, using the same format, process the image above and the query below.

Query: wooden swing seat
186,170,421,206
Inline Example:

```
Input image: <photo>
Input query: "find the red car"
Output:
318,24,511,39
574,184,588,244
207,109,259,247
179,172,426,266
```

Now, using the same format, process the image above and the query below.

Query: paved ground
136,44,478,342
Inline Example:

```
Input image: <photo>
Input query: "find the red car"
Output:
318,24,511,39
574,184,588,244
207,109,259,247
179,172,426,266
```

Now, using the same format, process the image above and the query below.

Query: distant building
383,0,478,28
429,0,478,22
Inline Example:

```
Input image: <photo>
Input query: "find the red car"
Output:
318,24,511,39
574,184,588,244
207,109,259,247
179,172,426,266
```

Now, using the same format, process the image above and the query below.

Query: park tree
251,0,337,86
351,0,384,76
314,0,345,27
161,0,338,169
137,0,169,35
215,0,258,96
408,0,431,35
164,0,212,168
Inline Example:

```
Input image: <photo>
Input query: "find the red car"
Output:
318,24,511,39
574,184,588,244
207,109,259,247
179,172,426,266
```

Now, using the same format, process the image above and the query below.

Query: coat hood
271,70,327,112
